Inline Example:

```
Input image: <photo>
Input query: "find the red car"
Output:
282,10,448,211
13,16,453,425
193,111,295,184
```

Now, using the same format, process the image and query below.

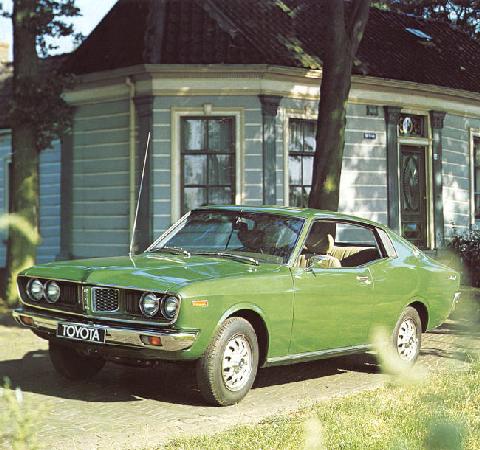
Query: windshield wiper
150,246,191,257
195,252,259,266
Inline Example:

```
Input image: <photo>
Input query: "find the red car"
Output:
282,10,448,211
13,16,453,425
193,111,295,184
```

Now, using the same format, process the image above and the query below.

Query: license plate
57,323,106,344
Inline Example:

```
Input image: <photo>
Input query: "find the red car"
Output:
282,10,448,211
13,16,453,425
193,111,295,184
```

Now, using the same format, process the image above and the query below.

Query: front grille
92,287,119,312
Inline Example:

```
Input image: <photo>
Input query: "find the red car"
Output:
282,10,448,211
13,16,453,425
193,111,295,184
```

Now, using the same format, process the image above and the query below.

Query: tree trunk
4,0,40,305
308,0,370,212
308,50,354,210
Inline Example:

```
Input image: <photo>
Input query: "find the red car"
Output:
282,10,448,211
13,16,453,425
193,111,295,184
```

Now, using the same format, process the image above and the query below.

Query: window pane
289,120,303,152
208,119,232,152
208,154,233,185
303,120,316,152
288,155,302,185
184,155,207,185
336,223,377,245
302,156,313,186
184,187,207,212
289,186,303,207
208,187,232,205
183,119,205,150
302,186,310,207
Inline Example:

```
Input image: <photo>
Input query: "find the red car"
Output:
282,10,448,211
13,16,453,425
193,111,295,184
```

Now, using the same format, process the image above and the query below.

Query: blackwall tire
196,317,259,406
49,340,105,380
393,306,422,363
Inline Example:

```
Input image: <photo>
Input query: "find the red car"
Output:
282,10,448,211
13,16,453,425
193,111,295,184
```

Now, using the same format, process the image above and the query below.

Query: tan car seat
298,233,341,268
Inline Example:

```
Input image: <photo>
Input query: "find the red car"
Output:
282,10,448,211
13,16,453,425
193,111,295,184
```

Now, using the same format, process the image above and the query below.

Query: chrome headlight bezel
139,292,161,318
26,279,45,302
162,295,180,320
45,280,61,304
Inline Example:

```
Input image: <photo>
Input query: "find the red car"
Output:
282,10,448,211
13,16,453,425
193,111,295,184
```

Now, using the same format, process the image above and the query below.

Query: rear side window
377,228,397,258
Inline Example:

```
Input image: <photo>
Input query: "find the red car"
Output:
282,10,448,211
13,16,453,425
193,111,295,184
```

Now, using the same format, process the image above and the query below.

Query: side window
377,228,397,258
300,220,384,268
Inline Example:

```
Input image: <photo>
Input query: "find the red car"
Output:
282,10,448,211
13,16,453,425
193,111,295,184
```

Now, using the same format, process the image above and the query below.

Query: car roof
195,205,388,229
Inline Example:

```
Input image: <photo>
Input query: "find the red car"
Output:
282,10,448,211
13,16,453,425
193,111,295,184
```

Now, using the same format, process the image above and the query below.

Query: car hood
21,253,279,292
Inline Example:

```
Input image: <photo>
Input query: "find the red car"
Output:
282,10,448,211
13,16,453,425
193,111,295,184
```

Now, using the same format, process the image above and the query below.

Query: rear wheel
49,341,105,380
393,306,422,363
196,317,259,406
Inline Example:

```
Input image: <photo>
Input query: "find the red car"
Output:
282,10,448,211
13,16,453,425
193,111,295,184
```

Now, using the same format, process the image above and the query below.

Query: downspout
125,77,136,241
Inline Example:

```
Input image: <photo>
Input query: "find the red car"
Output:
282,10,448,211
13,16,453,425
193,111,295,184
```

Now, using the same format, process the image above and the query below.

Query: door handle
356,275,372,285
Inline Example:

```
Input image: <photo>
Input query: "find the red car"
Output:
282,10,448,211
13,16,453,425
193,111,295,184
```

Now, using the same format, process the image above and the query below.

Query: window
398,114,426,137
181,117,235,214
288,119,316,207
300,220,383,268
474,137,480,220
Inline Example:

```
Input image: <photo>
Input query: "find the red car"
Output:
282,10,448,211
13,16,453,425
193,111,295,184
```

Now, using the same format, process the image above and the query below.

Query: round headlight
139,293,160,317
162,296,179,320
27,279,44,302
45,281,61,303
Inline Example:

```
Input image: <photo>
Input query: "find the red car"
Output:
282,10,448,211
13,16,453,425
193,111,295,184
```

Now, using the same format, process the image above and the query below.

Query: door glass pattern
398,114,425,137
400,146,427,248
288,119,316,207
181,117,235,214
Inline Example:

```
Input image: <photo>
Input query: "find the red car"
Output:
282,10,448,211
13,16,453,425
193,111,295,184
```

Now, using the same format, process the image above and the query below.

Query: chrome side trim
13,309,198,352
266,344,370,366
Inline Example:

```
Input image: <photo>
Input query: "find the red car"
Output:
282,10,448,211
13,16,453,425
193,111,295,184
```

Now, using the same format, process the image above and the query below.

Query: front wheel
393,306,422,363
49,341,106,380
196,317,259,406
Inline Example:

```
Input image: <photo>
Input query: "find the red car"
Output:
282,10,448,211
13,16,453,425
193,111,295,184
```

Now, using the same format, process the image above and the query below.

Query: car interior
297,221,382,269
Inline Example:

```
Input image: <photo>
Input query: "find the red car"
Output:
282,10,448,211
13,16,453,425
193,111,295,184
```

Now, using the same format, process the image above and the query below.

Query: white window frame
171,106,244,222
469,128,480,227
283,108,318,207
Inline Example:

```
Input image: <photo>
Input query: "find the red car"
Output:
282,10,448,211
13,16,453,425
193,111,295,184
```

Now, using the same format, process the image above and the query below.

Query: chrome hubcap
397,318,418,361
222,334,252,392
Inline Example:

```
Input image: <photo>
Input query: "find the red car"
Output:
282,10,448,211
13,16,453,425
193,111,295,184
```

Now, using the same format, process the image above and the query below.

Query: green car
13,206,460,406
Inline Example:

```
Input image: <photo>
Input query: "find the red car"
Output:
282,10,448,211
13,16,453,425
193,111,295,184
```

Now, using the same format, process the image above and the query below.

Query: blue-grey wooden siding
71,100,131,258
0,132,61,266
0,130,11,266
442,114,480,238
151,95,264,238
37,141,61,263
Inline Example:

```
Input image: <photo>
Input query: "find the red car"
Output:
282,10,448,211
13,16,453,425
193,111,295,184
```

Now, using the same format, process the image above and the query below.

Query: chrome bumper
12,309,198,352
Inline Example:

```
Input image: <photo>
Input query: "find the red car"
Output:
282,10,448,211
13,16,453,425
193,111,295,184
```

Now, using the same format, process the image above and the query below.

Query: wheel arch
408,300,429,332
217,304,269,368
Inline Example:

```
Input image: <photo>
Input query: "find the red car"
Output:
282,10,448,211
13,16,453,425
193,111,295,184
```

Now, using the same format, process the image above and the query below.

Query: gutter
125,76,136,240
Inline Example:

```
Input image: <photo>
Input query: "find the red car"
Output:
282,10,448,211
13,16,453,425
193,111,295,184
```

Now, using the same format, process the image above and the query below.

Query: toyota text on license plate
57,323,106,344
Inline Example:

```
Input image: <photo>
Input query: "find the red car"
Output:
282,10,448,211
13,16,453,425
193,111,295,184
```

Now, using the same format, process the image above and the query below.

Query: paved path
0,311,478,449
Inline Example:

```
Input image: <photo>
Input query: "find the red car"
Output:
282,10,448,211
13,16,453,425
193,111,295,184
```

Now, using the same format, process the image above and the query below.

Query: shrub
448,231,480,286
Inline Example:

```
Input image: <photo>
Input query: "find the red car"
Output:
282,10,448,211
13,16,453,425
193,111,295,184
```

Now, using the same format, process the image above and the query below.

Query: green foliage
0,378,39,450
448,231,480,286
164,362,480,449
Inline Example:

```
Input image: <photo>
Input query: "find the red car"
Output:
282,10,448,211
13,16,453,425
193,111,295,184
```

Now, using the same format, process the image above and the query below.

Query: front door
400,146,428,249
290,266,376,354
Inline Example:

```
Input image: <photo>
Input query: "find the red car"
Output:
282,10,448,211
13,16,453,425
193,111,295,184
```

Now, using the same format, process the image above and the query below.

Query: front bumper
12,308,198,352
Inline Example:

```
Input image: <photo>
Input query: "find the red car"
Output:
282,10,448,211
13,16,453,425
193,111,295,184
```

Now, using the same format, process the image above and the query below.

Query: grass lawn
164,361,480,450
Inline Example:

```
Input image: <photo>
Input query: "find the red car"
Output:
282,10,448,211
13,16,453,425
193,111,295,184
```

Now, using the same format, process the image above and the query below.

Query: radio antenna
129,132,151,258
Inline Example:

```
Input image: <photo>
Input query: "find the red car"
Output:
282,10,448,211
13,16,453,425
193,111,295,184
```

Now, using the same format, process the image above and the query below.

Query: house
1,0,480,268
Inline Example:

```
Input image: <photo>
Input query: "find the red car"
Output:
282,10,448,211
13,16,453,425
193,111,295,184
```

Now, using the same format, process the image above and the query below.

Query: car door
289,220,383,355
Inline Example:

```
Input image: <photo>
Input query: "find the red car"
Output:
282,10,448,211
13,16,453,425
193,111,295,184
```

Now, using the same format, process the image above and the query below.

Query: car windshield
148,210,305,264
